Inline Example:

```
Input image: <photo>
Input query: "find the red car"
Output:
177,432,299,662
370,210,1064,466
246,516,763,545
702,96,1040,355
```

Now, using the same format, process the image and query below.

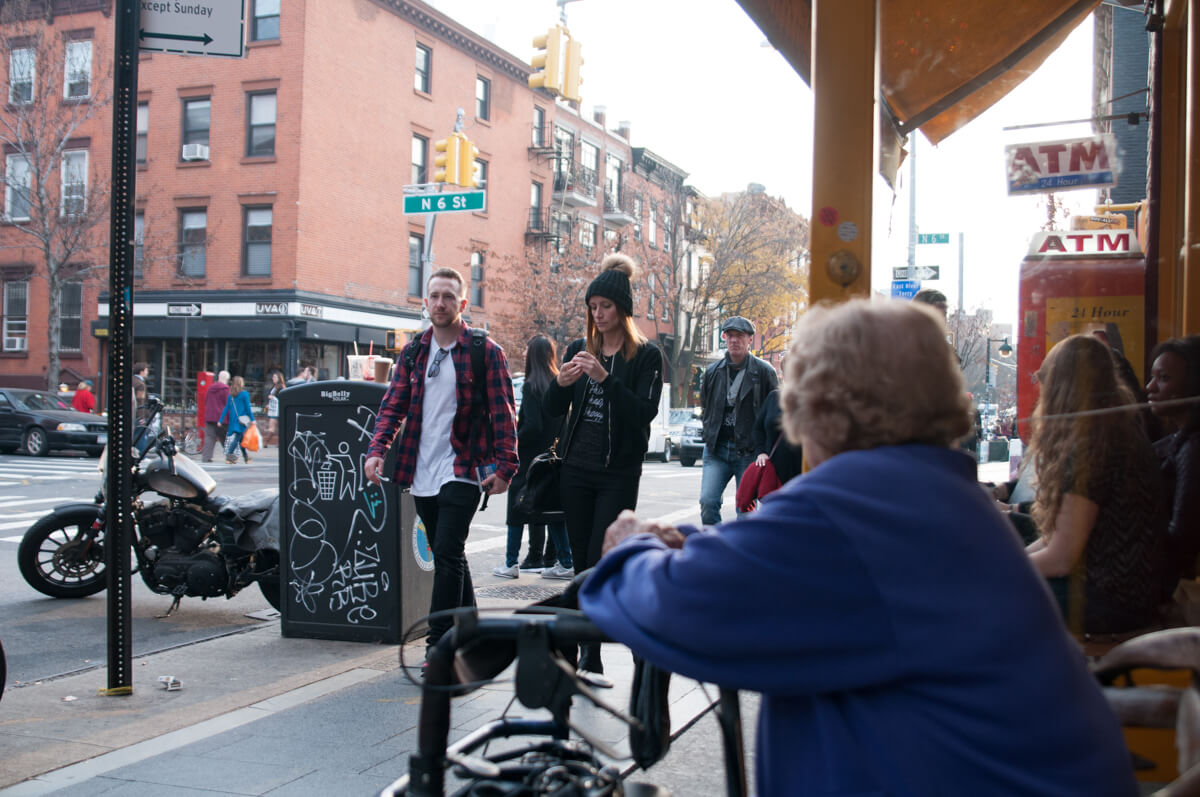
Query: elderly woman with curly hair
1025,334,1166,634
579,300,1135,797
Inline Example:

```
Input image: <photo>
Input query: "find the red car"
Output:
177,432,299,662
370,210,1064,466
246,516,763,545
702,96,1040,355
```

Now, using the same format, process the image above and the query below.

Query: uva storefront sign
1027,230,1141,257
1005,134,1117,195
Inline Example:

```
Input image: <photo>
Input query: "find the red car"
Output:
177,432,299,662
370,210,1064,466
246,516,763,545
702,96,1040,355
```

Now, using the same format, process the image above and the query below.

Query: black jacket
752,389,805,484
700,353,778,454
545,338,663,470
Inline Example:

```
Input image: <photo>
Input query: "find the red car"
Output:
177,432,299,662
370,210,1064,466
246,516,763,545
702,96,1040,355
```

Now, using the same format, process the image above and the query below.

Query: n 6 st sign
1005,134,1117,195
403,191,486,215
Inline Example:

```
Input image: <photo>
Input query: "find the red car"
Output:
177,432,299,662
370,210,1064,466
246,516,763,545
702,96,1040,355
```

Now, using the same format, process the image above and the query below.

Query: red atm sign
1005,134,1117,195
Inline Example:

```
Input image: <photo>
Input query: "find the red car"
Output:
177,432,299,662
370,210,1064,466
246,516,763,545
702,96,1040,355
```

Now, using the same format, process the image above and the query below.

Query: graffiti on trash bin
285,407,392,623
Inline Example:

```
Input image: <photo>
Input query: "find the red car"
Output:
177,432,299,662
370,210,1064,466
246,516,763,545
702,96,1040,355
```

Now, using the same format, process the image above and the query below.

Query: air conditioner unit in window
4,336,27,351
181,143,209,161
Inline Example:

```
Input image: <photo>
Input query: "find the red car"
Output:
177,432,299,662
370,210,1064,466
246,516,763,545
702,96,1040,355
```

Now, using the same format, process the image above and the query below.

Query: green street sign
403,190,486,214
917,233,950,244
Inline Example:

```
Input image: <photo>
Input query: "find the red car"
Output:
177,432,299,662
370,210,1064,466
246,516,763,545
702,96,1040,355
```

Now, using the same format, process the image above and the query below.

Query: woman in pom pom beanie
545,253,664,682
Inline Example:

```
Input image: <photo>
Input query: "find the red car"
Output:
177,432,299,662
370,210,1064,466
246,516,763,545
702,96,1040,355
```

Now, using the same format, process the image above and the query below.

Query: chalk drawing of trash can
317,463,336,500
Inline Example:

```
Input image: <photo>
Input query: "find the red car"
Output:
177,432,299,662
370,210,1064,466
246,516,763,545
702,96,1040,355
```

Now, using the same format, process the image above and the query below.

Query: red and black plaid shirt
367,325,518,488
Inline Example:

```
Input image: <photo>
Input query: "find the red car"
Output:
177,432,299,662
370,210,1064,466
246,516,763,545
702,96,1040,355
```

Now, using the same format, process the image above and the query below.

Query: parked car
678,413,704,468
0,387,108,456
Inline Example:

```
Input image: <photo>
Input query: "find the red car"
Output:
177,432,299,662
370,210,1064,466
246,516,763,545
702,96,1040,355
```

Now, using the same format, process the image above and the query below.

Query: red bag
736,458,784,513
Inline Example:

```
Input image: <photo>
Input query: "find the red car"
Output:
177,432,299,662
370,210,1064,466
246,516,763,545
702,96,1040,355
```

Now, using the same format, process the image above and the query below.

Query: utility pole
907,134,917,269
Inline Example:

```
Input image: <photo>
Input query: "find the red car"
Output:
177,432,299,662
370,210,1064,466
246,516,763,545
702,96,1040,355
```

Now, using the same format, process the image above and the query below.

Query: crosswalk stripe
0,497,67,507
0,534,23,542
0,473,76,481
0,520,33,532
0,510,51,520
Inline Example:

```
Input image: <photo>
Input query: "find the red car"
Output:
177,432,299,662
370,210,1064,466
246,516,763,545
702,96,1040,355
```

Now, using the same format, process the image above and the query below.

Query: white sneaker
541,564,574,580
491,563,519,579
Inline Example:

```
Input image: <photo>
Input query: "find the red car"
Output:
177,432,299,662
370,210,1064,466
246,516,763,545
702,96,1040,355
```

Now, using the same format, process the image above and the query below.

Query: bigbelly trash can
277,381,433,643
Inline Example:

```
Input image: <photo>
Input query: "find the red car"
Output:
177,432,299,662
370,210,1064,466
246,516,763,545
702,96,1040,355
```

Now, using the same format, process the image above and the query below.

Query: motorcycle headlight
57,422,86,432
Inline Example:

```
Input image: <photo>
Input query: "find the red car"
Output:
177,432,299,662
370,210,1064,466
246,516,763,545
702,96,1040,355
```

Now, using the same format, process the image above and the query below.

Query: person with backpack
364,266,518,660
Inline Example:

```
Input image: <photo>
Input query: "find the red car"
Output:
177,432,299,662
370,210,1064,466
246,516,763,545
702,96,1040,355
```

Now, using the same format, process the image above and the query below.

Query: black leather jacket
700,353,778,454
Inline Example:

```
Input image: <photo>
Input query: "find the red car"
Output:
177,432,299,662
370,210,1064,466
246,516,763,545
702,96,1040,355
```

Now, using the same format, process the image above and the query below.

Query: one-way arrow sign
167,302,202,317
138,3,244,59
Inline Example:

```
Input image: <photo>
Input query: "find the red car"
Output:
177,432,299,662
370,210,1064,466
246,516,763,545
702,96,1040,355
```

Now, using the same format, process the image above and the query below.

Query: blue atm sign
403,191,486,214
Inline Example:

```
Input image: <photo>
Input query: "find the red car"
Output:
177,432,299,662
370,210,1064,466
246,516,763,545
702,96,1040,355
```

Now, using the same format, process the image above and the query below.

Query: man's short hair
912,289,948,307
133,362,149,375
427,267,465,296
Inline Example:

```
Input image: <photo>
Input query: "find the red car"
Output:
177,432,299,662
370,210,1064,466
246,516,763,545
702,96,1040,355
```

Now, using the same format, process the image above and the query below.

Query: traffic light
433,134,461,185
563,38,583,102
529,25,565,95
457,138,478,189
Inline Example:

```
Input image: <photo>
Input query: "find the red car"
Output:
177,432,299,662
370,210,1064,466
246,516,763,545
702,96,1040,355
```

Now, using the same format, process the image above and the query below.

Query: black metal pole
102,0,139,696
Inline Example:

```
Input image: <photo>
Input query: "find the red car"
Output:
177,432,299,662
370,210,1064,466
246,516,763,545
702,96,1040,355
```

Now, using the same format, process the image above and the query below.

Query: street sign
139,1,246,58
167,302,202,317
917,233,949,245
891,279,921,299
403,190,486,215
894,265,940,281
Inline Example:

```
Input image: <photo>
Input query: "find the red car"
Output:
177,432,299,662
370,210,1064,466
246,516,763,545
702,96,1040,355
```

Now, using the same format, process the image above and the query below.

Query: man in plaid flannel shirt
365,267,518,652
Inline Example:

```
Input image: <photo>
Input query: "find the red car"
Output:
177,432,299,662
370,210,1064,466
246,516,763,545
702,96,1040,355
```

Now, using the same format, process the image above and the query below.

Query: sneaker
491,563,519,579
519,557,545,572
541,564,574,580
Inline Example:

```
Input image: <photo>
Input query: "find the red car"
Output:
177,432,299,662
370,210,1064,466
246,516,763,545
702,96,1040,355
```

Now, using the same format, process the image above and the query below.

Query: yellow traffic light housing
433,134,461,185
457,139,479,189
529,25,565,95
563,38,583,103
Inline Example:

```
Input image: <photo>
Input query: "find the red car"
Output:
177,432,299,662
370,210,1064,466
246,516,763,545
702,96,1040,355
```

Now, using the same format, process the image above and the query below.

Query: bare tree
0,2,112,389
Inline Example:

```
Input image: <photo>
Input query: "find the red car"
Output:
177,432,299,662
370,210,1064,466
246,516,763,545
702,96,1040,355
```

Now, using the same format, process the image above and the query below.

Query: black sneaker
518,557,545,572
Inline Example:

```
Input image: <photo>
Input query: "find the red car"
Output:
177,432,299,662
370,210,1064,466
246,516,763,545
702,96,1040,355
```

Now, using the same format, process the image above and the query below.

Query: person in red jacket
71,381,95,414
201,371,230,462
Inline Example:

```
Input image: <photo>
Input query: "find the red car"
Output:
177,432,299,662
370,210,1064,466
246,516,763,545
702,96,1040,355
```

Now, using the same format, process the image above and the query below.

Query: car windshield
16,392,71,411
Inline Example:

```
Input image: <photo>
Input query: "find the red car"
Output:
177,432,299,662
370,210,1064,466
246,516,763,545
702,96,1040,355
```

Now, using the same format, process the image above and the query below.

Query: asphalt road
0,449,712,689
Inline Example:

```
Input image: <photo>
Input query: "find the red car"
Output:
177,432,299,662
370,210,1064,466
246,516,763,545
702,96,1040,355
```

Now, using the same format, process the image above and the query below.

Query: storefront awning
737,0,1101,145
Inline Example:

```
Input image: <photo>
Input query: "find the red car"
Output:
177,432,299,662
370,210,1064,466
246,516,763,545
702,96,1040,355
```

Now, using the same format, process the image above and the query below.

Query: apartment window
532,106,545,146
633,197,642,241
648,207,657,248
530,181,542,229
474,159,488,195
647,273,656,317
5,154,30,221
246,91,276,157
579,220,595,251
133,211,144,279
136,102,148,163
63,39,91,99
606,155,622,204
604,228,618,245
580,141,598,173
554,127,573,182
3,280,27,351
251,0,280,41
9,47,33,105
411,134,427,184
61,150,87,217
408,232,423,296
552,211,572,255
414,44,431,93
59,281,82,351
179,209,207,277
475,76,490,120
243,207,272,276
470,251,484,307
663,215,671,253
182,98,210,147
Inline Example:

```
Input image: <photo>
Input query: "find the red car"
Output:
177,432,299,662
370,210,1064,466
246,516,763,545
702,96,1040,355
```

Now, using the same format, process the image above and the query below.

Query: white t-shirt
410,342,478,497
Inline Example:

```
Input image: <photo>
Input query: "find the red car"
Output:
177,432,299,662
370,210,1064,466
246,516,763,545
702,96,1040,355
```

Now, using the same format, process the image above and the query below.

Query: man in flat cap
698,316,778,525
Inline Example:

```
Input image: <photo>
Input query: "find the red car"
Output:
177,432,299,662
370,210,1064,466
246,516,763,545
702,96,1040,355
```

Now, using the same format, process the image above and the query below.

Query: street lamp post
985,336,1014,407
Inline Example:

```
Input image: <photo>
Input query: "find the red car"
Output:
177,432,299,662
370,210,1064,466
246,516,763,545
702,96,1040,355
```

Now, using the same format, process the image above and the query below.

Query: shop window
59,281,81,351
243,206,272,276
246,91,275,157
251,0,279,41
3,280,28,351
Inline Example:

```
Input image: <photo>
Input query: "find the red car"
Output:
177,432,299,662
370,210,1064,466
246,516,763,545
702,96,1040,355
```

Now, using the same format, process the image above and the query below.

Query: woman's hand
755,453,769,467
572,351,609,383
557,360,584,386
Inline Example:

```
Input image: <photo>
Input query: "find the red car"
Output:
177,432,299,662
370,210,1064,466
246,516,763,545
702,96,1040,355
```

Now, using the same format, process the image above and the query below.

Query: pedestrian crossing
0,495,84,542
0,456,101,487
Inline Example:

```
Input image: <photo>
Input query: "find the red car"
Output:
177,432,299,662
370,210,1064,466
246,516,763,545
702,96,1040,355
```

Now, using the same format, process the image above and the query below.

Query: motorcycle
17,397,282,614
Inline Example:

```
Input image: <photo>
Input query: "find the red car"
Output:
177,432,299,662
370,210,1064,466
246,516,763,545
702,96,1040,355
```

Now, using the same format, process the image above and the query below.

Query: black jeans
559,463,641,673
413,481,480,648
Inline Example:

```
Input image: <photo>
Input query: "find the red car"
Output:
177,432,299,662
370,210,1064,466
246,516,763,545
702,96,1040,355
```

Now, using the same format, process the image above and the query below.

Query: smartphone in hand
476,464,497,510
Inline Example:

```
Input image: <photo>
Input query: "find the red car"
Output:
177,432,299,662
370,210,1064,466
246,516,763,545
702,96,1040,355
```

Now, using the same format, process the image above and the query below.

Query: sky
425,0,1106,328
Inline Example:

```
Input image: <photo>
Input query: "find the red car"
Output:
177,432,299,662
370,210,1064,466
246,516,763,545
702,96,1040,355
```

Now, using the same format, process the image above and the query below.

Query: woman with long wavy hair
1025,333,1166,634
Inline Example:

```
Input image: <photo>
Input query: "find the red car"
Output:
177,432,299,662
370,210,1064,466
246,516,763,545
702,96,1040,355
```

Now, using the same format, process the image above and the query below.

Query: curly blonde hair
781,299,972,457
1028,334,1136,535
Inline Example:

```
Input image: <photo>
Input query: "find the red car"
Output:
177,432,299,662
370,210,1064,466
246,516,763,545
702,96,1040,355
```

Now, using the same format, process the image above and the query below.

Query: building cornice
376,0,532,84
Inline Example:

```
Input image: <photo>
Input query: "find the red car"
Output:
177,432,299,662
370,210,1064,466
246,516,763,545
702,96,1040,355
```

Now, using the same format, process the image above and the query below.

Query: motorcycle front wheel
259,579,282,611
18,507,108,598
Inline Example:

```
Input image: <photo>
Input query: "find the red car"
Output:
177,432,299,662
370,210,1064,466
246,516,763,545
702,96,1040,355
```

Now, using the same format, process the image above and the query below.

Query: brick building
0,0,681,410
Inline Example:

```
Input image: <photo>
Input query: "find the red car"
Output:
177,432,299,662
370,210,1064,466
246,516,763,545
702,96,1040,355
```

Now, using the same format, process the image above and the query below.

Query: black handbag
514,446,563,516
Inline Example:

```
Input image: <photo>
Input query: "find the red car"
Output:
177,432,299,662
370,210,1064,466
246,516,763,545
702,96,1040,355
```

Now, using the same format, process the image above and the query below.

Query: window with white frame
633,197,642,241
647,273,656,316
648,206,657,248
552,211,571,254
3,280,28,351
179,208,207,277
182,98,210,148
475,76,490,120
409,233,423,297
63,39,91,99
414,44,431,93
663,214,671,253
59,281,82,351
532,106,545,146
251,0,280,41
246,91,276,157
9,47,33,105
243,206,272,276
475,158,488,193
61,150,87,217
134,211,144,279
470,250,484,306
5,154,30,221
604,228,618,246
579,220,595,250
412,134,427,184
136,102,148,163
